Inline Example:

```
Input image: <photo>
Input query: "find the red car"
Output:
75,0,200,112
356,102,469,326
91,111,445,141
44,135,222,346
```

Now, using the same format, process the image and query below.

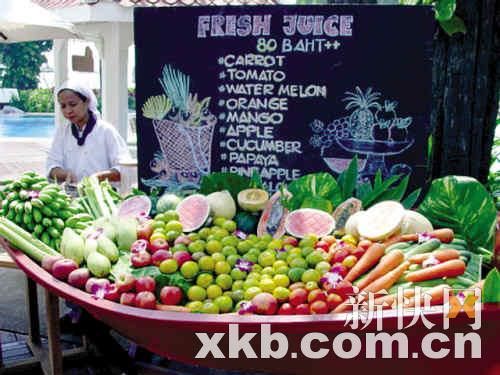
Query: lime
198,256,215,272
213,217,227,227
188,240,206,253
201,301,220,314
222,245,237,257
230,289,245,303
211,253,225,263
247,272,261,281
230,268,247,281
315,261,331,274
258,251,276,267
171,243,187,253
165,220,183,233
305,281,319,291
273,286,290,302
222,220,237,233
206,239,222,254
302,269,321,283
259,279,276,293
214,295,233,313
196,273,214,288
299,238,315,248
290,247,302,256
180,261,199,279
232,279,244,290
273,260,287,270
237,240,252,254
247,234,258,243
185,301,203,312
243,253,258,263
152,220,165,230
267,239,283,251
216,274,233,290
191,252,206,262
166,230,181,242
256,241,268,250
154,213,166,222
188,233,200,241
226,254,239,267
273,274,290,288
261,266,275,276
288,267,306,283
163,210,179,222
198,227,211,240
243,279,259,290
206,284,223,299
275,266,290,275
214,261,231,275
252,264,263,273
213,229,229,241
289,257,308,269
221,236,239,247
159,259,178,274
244,286,262,300
301,246,315,258
187,286,206,301
306,250,326,266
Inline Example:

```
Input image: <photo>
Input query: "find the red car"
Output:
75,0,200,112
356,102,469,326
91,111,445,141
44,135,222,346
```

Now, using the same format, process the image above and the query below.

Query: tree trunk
431,0,500,183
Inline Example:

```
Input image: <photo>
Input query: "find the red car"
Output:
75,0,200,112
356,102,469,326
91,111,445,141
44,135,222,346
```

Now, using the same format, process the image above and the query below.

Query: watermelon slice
176,194,210,232
285,208,336,238
117,196,152,219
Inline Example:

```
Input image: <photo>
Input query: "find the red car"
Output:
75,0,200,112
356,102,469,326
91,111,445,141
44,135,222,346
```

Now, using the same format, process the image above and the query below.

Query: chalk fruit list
197,14,353,191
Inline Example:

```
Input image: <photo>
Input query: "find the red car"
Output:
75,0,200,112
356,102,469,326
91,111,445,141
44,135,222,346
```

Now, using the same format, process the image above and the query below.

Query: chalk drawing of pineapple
342,86,381,140
141,64,216,187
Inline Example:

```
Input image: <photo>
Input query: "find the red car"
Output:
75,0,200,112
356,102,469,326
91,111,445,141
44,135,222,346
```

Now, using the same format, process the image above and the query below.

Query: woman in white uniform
47,80,129,183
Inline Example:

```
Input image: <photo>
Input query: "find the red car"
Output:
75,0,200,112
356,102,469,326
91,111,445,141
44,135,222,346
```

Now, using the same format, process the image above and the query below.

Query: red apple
315,240,330,252
134,291,157,309
282,236,299,247
152,249,172,266
289,282,306,291
289,288,308,307
172,250,191,266
148,238,169,254
130,239,149,253
115,273,136,293
136,276,155,293
327,293,343,310
277,303,295,315
52,258,78,280
160,286,183,305
332,249,350,264
295,303,310,315
41,254,63,273
131,251,152,268
310,300,329,314
174,235,192,246
104,284,120,302
332,280,355,299
330,263,348,278
251,293,278,315
67,268,90,289
307,289,327,304
136,220,154,241
85,278,110,294
120,292,136,306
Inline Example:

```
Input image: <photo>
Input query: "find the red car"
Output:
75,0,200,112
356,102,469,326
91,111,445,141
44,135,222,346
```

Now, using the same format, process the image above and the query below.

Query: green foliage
399,0,466,36
0,41,53,89
483,268,500,303
9,89,54,112
199,172,263,201
418,175,497,251
487,109,500,209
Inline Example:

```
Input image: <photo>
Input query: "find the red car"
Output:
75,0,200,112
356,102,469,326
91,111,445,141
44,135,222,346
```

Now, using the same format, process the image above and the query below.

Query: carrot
356,250,405,290
384,228,454,246
344,243,386,283
372,288,416,310
405,259,466,282
430,228,454,243
405,284,453,308
409,249,461,264
334,261,410,313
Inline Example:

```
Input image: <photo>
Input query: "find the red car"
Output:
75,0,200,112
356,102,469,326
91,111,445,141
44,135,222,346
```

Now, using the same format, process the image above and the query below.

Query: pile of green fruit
0,172,90,250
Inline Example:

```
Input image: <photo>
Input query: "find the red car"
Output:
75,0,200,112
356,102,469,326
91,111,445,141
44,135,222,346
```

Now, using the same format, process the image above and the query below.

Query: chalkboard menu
134,5,434,193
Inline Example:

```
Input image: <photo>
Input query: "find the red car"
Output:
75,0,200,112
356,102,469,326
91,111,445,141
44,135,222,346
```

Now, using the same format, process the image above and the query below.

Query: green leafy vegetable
283,173,342,213
401,188,422,209
337,155,358,201
434,0,456,21
418,176,497,251
131,265,161,278
109,252,132,281
439,15,466,36
199,172,262,201
482,268,500,303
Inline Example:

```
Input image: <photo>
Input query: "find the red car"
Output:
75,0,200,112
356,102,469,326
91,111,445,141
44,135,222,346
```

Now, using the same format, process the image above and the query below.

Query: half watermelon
117,196,152,220
285,208,336,238
176,194,210,232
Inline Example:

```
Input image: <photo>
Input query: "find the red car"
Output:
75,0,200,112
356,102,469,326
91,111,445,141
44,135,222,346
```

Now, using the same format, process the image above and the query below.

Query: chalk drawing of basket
152,119,215,183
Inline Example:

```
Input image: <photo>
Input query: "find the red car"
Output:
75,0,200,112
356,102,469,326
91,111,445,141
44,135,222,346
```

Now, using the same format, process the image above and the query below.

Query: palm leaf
158,65,190,111
142,95,172,120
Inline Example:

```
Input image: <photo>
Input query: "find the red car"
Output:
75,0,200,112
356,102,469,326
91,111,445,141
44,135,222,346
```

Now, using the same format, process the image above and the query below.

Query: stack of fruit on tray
0,162,497,315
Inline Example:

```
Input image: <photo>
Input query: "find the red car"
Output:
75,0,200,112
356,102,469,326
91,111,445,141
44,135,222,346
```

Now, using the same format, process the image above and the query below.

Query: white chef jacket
46,119,130,182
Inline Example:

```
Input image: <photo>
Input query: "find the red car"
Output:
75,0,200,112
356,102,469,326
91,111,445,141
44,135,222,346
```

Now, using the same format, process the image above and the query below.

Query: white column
101,22,132,140
53,39,69,127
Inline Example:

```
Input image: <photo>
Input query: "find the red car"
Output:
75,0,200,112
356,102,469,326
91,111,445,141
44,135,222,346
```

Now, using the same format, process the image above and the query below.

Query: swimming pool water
0,115,55,138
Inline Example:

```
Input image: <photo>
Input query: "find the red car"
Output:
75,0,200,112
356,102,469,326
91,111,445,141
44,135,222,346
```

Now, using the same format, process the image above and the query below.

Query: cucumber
404,239,441,259
386,242,412,253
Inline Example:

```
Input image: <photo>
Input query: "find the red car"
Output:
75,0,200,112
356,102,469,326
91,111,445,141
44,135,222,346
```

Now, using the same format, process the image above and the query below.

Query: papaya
257,191,289,239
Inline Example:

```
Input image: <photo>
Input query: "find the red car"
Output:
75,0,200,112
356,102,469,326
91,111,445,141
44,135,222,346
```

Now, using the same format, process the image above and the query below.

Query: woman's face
58,90,89,126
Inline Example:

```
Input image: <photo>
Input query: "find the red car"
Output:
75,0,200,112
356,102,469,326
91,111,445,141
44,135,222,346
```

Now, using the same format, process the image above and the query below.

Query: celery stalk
0,217,59,257
0,223,49,263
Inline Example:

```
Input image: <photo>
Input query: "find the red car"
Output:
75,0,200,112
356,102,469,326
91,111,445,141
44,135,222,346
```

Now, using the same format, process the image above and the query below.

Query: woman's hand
92,169,121,183
50,167,77,183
